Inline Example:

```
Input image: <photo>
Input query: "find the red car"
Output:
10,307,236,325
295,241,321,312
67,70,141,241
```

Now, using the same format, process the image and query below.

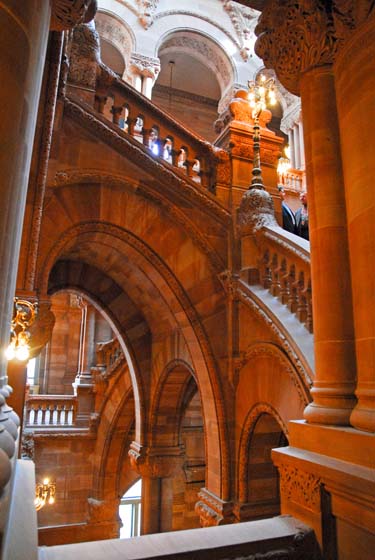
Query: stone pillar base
272,420,375,560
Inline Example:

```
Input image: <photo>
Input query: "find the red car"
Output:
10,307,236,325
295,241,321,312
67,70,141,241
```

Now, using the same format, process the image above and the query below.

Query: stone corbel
195,487,235,527
128,442,184,479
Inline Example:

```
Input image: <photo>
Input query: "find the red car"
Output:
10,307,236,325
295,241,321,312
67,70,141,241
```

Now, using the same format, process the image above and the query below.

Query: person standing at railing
278,185,296,234
295,191,309,240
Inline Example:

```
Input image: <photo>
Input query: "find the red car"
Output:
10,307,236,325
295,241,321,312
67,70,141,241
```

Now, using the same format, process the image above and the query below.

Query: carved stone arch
156,29,236,98
150,359,197,448
237,402,288,504
38,222,229,500
95,10,135,78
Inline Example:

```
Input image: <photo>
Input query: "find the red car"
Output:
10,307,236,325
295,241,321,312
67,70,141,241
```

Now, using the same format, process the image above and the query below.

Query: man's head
278,185,285,199
300,191,307,206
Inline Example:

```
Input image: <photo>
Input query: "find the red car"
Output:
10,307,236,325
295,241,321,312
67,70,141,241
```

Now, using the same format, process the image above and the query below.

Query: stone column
288,130,295,168
293,124,301,169
299,121,305,169
255,1,356,426
334,13,375,433
129,442,184,534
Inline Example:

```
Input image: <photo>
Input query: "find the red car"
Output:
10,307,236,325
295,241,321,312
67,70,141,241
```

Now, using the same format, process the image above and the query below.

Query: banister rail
95,338,125,378
94,64,217,192
258,226,312,332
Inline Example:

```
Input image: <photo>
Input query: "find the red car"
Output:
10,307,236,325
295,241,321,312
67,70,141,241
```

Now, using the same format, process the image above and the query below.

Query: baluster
48,404,55,425
261,250,272,289
296,271,308,324
279,259,289,304
33,405,40,426
111,105,123,126
287,265,299,313
270,254,281,297
94,94,107,114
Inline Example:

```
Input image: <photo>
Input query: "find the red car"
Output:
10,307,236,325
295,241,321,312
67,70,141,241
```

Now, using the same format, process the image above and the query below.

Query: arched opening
153,30,232,141
246,412,288,520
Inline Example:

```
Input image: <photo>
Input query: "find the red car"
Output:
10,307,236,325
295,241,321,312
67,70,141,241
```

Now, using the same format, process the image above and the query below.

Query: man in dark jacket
278,185,296,234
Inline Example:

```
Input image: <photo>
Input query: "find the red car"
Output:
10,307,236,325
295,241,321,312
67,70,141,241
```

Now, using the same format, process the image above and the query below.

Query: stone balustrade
25,395,77,428
95,338,124,378
93,65,216,192
282,168,304,193
258,227,312,332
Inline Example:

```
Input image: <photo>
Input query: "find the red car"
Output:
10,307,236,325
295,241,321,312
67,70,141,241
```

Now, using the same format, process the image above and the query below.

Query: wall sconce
5,298,38,361
35,478,56,511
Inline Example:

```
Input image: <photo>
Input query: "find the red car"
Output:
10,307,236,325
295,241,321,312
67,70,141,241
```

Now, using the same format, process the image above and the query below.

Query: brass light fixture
5,298,38,361
35,478,56,511
247,74,277,190
277,145,292,183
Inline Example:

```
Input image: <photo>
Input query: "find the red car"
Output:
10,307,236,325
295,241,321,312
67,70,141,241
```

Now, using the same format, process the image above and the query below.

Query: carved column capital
50,0,97,31
195,487,235,527
129,53,161,80
255,1,375,96
128,442,184,479
255,1,335,95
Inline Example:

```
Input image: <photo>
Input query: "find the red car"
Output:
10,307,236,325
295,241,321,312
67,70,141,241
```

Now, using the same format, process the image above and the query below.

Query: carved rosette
129,442,184,478
278,464,321,512
195,487,235,527
237,188,278,235
50,0,97,31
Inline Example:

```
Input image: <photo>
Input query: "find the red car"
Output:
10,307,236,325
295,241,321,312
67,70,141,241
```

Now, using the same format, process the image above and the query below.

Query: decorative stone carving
278,465,321,512
51,0,97,31
195,487,235,527
238,188,278,235
221,0,259,61
255,1,375,96
255,1,335,95
129,442,184,478
68,22,101,89
21,433,35,461
129,52,160,79
136,0,159,29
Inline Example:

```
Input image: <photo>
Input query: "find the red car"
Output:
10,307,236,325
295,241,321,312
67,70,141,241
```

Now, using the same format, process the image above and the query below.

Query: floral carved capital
255,0,375,96
128,442,184,478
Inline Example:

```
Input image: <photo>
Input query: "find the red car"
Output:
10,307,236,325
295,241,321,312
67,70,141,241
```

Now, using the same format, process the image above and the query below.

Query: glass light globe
15,344,29,361
5,345,15,361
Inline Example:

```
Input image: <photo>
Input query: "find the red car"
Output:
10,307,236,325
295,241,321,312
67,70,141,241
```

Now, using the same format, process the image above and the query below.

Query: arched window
119,479,142,538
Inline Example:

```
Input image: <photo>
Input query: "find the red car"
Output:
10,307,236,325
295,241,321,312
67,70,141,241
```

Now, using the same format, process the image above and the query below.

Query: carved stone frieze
51,0,97,31
278,465,321,512
237,188,278,235
195,487,235,527
21,432,35,461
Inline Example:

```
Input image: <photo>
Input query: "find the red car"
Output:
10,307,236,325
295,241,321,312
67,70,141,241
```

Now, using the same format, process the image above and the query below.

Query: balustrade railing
25,395,77,428
95,338,125,378
282,168,305,193
93,65,216,192
258,227,312,332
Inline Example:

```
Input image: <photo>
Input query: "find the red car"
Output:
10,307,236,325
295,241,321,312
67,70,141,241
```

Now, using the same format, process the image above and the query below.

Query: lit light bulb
260,74,266,82
285,146,291,159
15,344,29,361
48,497,55,505
5,344,15,361
248,92,255,101
259,86,265,96
43,478,49,485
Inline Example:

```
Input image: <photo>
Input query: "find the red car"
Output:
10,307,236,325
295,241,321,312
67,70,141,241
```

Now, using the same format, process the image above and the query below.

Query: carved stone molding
218,270,240,298
128,441,184,478
51,0,97,31
237,188,278,235
129,52,161,79
136,0,159,29
255,1,375,96
278,465,321,513
195,487,235,527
